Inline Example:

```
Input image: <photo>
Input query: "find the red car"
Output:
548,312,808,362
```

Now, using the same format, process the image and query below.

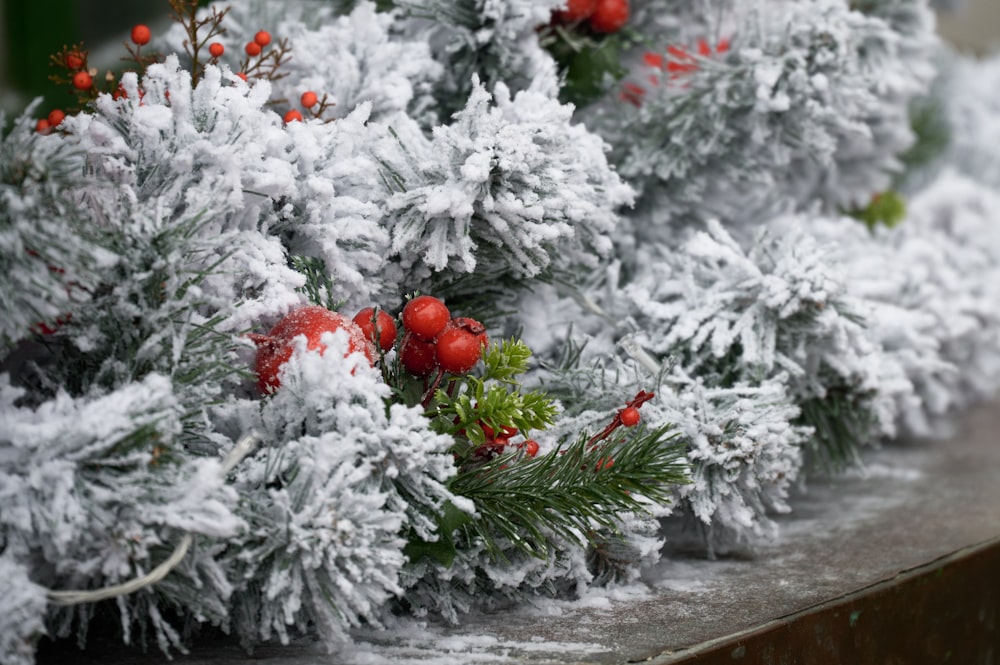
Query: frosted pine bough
3,0,1000,662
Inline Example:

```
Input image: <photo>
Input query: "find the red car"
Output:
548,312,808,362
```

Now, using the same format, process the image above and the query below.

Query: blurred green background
0,0,998,116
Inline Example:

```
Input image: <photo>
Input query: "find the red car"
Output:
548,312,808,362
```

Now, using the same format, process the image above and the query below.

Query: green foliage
539,25,641,107
848,190,907,231
447,424,687,562
289,254,344,311
431,339,558,453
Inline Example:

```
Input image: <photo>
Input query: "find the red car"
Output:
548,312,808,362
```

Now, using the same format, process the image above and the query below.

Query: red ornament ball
245,41,262,57
400,332,439,377
72,71,93,91
254,30,272,47
250,306,373,394
435,317,488,375
554,0,598,22
620,406,641,427
589,0,629,33
300,90,319,108
352,307,398,353
402,295,451,341
130,24,152,46
208,42,225,58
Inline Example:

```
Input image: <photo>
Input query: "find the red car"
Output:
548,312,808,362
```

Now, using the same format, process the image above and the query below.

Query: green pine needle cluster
448,425,687,563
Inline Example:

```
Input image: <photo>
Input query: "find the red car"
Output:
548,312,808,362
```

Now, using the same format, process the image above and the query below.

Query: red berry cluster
399,296,488,377
620,37,730,107
552,0,630,34
283,90,335,124
250,296,489,395
470,420,540,460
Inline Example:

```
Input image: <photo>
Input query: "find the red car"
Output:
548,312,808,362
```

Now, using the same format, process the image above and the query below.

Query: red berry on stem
131,24,152,46
236,72,248,81
435,317,488,375
245,41,262,57
251,305,374,394
620,406,641,427
72,71,92,91
352,307,397,353
254,30,272,47
401,295,450,340
554,0,598,22
589,0,629,33
300,90,318,108
47,109,65,127
399,332,438,376
283,109,303,123
208,42,225,58
65,52,84,70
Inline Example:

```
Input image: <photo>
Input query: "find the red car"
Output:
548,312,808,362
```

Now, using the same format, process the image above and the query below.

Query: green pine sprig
446,422,687,563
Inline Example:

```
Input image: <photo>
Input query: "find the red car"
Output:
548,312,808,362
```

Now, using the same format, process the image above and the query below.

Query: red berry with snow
554,0,598,22
35,119,50,133
250,305,373,394
589,0,629,33
300,91,318,108
400,332,438,376
47,109,65,127
435,317,488,375
283,109,303,123
352,307,397,353
401,295,450,341
130,24,151,46
254,30,272,47
208,42,225,58
72,71,92,90
620,406,641,427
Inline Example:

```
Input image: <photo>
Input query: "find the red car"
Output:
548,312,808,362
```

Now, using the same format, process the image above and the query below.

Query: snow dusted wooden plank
37,398,1000,664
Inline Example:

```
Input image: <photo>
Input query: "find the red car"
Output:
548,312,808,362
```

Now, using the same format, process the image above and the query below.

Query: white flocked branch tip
45,431,260,607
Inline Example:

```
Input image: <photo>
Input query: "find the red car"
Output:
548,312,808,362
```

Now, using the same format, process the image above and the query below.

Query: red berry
283,109,303,123
130,24,151,46
554,0,598,22
620,406,641,427
300,90,319,108
65,52,84,70
522,440,540,457
250,306,374,394
236,72,248,81
245,41,262,57
589,0,629,33
596,456,615,471
208,42,225,58
399,332,438,376
401,295,450,341
47,109,66,127
72,71,93,91
35,119,50,133
352,307,397,353
435,317,488,375
254,30,272,47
